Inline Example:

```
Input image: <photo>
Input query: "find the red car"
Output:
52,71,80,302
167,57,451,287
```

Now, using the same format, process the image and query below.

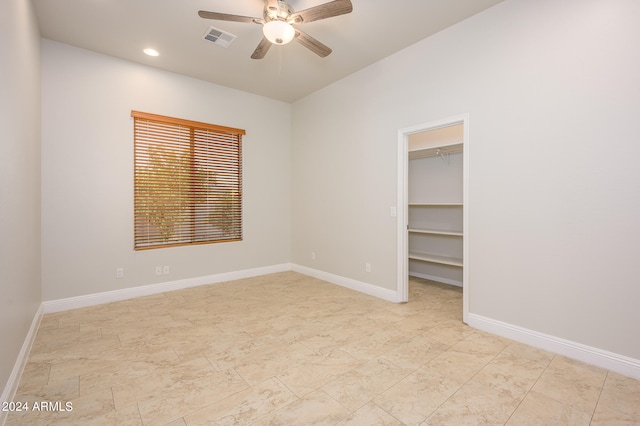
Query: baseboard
42,264,292,313
467,313,640,380
291,264,400,303
41,263,400,313
0,304,43,426
409,272,462,287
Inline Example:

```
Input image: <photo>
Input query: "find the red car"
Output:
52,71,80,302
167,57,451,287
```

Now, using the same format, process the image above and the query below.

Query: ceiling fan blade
251,37,272,59
198,10,259,24
290,0,352,24
294,29,332,57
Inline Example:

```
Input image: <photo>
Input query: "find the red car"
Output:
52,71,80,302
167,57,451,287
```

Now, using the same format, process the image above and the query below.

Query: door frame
396,114,470,323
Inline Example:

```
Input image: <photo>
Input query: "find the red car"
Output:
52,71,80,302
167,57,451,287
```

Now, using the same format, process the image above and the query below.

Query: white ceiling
33,0,504,103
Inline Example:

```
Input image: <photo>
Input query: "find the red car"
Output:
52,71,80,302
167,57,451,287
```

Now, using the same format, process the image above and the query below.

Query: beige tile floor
6,272,640,425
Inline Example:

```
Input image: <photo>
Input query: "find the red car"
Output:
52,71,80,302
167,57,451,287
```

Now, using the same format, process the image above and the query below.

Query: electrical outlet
311,252,316,260
155,266,162,276
116,267,124,279
365,263,371,273
163,265,170,275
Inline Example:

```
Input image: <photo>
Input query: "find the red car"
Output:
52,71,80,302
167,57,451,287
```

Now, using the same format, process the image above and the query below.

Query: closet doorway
396,114,469,323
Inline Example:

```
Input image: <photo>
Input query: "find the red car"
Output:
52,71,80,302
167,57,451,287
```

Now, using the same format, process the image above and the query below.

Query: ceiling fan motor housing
265,1,295,23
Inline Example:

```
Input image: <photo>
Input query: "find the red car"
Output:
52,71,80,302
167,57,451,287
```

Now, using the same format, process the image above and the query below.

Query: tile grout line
588,370,608,425
505,353,557,424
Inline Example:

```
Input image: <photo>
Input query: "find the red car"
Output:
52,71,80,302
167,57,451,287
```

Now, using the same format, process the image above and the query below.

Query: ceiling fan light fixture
263,20,295,45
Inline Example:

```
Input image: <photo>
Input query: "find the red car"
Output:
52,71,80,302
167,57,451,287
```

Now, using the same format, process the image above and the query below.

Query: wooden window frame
132,110,245,250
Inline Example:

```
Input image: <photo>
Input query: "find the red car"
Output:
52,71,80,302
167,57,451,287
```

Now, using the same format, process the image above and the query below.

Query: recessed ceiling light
143,48,159,57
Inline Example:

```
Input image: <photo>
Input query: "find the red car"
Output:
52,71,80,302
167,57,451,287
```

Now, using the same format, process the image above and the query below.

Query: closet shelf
408,228,463,237
409,203,463,207
408,251,463,267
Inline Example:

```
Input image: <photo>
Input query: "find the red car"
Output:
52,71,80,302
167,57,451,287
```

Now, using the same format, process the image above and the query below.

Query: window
132,111,245,250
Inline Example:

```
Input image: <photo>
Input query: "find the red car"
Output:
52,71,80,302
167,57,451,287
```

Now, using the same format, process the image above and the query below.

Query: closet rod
409,146,463,160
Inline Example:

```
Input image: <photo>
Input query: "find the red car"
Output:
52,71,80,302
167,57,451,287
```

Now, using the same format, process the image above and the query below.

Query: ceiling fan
198,0,353,59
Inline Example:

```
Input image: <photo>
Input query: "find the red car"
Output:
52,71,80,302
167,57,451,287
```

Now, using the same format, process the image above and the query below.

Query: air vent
203,26,237,48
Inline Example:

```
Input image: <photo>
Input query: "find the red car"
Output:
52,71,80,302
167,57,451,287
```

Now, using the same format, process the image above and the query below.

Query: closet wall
408,125,464,286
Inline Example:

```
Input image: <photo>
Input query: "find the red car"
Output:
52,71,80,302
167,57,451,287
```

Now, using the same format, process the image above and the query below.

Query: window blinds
132,111,245,250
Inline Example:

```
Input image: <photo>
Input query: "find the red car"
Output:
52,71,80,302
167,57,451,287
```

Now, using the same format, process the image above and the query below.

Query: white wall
408,154,463,204
41,40,292,301
0,0,42,398
292,0,640,360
